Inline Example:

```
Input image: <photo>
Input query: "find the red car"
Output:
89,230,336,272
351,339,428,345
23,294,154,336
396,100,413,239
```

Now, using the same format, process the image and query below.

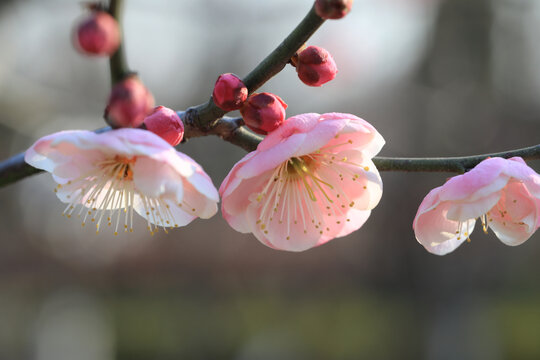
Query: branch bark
1,128,537,189
182,4,325,129
108,0,131,84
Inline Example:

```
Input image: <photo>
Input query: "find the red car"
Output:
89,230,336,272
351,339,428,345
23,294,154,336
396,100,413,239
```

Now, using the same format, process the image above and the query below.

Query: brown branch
183,4,325,129
108,0,131,84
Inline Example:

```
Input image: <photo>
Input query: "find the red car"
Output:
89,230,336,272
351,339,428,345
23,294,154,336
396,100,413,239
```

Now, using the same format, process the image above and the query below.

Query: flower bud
240,93,287,135
315,0,353,20
296,46,337,87
213,73,248,111
105,76,155,128
75,10,120,56
143,106,184,146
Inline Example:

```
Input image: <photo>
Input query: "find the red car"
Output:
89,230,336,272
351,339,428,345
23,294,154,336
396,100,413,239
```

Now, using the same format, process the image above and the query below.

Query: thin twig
373,144,540,173
2,127,538,189
108,0,131,84
183,4,325,129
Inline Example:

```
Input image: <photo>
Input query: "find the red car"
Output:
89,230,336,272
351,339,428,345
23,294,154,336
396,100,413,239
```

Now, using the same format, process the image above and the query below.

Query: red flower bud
105,76,155,128
240,93,288,135
213,73,248,111
143,106,184,146
75,11,120,56
296,46,337,87
315,0,353,20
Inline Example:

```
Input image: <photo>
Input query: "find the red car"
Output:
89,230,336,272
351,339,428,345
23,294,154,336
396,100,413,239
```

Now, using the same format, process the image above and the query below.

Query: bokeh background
1,0,540,359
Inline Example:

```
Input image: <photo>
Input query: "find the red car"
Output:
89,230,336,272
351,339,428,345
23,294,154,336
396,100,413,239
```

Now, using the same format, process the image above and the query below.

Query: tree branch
108,0,131,84
373,145,540,173
1,121,537,190
184,4,325,129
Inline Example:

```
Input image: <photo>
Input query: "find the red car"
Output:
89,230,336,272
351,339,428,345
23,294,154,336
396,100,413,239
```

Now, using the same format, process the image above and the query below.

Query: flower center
56,155,182,235
254,137,371,240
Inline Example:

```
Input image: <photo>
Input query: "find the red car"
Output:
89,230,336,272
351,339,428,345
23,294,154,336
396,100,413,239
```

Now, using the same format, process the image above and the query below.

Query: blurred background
0,0,540,359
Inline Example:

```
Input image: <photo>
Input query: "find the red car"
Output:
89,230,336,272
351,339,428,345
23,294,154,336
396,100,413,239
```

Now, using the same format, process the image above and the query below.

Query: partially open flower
75,10,120,56
25,128,219,235
220,112,385,251
413,157,540,255
213,73,248,111
143,106,184,146
315,0,354,20
240,93,288,135
105,76,155,128
296,46,338,87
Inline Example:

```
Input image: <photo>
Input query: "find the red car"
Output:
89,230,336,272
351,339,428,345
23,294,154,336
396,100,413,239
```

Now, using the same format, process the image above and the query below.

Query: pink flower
413,157,540,255
143,106,184,146
25,128,219,235
220,112,385,252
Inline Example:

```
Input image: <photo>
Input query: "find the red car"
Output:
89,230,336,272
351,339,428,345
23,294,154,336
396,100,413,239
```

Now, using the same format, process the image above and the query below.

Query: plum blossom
220,112,385,252
413,157,540,255
25,128,219,234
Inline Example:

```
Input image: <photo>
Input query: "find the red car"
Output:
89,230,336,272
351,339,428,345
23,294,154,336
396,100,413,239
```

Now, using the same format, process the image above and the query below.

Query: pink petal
237,133,305,178
439,158,508,202
329,209,372,239
321,113,385,157
221,168,275,233
488,180,539,246
176,152,219,203
314,156,383,210
414,201,474,255
219,151,257,197
445,192,501,221
132,156,184,200
181,180,218,219
504,157,540,198
258,113,320,152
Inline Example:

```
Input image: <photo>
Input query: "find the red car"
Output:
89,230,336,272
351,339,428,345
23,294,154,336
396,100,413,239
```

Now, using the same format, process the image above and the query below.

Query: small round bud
213,73,248,111
143,106,184,146
105,76,155,128
75,11,120,56
296,46,337,87
315,0,353,20
240,93,288,135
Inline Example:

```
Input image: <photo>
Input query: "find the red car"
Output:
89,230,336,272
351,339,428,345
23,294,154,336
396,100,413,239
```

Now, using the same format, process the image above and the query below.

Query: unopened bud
143,106,184,146
105,76,155,128
213,73,248,111
240,93,287,135
75,10,120,56
296,46,337,87
314,0,353,20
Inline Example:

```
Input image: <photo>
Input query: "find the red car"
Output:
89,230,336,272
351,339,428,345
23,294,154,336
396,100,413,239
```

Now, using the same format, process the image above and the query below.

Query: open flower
220,113,385,251
413,157,540,255
25,128,219,234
